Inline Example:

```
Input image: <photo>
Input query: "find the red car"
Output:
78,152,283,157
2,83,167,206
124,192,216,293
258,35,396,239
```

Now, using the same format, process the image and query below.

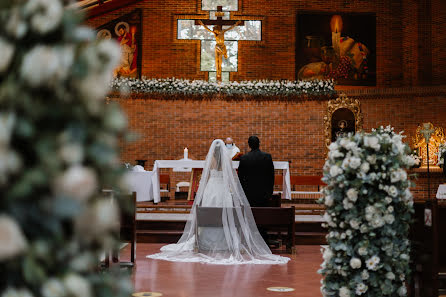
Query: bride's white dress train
147,140,289,265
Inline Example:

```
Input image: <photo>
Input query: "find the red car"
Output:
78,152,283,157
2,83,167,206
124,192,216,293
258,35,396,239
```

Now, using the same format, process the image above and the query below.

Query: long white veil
147,139,289,265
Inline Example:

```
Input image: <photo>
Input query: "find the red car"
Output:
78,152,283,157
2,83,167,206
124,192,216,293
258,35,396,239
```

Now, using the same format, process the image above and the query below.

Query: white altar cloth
123,171,154,202
436,184,446,199
150,160,291,203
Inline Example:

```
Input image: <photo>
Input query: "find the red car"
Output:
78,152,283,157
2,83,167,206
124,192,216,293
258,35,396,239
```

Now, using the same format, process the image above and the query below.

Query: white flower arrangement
0,2,131,297
110,77,336,98
437,143,446,166
319,126,414,297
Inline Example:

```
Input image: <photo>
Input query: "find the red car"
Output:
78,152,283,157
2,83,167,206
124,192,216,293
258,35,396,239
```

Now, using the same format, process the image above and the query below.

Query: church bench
290,175,325,203
251,206,296,253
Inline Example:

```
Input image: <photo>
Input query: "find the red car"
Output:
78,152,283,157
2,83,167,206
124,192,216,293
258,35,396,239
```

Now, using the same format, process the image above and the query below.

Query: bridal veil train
146,139,290,265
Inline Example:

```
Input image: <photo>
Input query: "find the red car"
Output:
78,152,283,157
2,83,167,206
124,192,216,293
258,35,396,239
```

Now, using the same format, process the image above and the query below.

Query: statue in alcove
331,108,356,142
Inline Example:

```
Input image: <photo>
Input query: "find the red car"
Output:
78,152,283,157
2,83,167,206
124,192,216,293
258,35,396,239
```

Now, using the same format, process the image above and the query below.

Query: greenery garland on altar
111,77,336,98
0,1,131,297
319,126,415,297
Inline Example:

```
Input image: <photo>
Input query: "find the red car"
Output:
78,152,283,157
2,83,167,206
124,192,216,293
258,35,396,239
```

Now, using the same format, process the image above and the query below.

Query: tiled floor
123,244,323,297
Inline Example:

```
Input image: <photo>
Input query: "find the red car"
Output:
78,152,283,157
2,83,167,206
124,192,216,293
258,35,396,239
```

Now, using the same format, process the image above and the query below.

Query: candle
184,147,188,159
330,15,343,57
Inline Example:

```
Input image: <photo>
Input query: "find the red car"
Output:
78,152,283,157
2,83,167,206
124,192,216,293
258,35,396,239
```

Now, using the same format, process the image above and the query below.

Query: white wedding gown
147,140,290,265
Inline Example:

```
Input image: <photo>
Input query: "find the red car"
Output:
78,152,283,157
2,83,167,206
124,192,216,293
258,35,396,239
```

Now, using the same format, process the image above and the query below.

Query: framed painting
296,12,376,86
96,9,142,78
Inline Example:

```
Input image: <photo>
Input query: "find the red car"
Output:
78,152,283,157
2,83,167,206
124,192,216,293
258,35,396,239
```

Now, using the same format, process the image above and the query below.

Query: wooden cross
195,6,244,82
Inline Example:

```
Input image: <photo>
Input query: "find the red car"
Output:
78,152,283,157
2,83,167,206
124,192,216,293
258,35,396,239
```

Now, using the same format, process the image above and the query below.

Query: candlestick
184,147,188,159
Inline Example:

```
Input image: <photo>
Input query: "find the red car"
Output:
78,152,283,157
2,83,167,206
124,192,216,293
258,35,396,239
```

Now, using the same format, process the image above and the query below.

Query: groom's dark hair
248,135,260,150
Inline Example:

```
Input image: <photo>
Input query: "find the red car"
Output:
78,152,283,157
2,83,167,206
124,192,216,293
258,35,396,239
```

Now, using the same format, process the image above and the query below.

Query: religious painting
95,9,142,78
412,123,446,167
296,13,376,85
188,168,203,201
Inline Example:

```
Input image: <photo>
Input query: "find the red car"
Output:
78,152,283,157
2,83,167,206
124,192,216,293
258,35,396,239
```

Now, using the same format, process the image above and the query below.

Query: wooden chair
251,206,295,253
104,192,137,268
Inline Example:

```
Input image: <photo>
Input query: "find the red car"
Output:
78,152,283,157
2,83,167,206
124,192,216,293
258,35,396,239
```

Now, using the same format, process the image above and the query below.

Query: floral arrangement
0,1,131,297
319,126,414,297
110,77,336,98
408,150,421,168
437,143,446,166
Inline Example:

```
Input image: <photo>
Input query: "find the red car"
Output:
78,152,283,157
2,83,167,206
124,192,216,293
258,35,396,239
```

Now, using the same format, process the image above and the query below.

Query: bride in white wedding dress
146,139,290,265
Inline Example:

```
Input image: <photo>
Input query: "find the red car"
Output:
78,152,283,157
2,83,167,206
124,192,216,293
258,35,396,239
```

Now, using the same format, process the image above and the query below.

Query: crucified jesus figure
198,20,242,81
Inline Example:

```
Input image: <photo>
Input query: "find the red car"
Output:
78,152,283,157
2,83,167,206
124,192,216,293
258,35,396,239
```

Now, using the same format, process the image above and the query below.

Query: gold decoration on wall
324,93,363,148
412,122,445,167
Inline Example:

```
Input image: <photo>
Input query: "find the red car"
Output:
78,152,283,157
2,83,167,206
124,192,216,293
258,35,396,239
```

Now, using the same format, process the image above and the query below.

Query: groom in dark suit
238,136,275,207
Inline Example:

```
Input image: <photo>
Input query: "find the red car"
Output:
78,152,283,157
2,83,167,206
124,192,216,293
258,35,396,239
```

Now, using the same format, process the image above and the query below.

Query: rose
24,0,63,35
64,274,92,297
339,287,351,297
0,38,14,73
350,257,362,269
329,165,343,177
346,188,358,202
355,283,368,295
53,166,98,202
364,136,380,151
0,215,28,261
41,278,65,297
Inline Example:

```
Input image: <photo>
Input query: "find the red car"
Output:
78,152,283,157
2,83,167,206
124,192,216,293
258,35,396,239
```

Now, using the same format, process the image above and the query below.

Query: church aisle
122,244,322,297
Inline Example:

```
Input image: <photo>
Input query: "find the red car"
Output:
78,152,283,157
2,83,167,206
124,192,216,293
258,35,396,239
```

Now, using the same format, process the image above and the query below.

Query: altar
149,160,292,203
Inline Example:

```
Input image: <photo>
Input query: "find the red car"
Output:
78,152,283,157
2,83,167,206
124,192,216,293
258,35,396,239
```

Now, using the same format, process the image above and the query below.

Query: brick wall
86,0,446,87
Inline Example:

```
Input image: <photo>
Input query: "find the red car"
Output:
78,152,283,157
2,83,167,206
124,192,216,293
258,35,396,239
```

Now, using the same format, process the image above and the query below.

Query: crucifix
195,6,244,82
177,4,261,82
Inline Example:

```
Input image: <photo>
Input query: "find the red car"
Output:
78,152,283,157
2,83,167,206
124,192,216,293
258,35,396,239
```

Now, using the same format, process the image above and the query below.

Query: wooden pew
410,200,446,297
251,206,296,253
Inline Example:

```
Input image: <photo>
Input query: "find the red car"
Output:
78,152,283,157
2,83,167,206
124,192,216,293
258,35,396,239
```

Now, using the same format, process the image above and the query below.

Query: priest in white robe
225,137,240,159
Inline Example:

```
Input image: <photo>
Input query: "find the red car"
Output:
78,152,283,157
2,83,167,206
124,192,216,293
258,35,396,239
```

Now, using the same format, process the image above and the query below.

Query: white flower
59,144,84,164
0,38,14,73
0,113,15,146
366,255,380,270
343,198,353,210
366,154,377,164
64,274,92,297
324,195,334,207
53,166,97,202
364,136,380,151
384,214,395,224
349,219,360,229
386,272,396,280
385,196,393,204
329,165,343,177
328,142,339,151
400,253,409,260
339,287,351,297
350,258,362,269
346,188,358,202
355,283,368,295
361,270,369,280
0,215,28,261
76,198,119,238
360,162,370,173
21,46,66,87
398,286,407,296
322,247,334,262
358,247,368,256
387,206,394,212
390,169,407,183
2,288,34,297
342,156,361,170
41,278,65,297
24,0,63,35
388,185,398,197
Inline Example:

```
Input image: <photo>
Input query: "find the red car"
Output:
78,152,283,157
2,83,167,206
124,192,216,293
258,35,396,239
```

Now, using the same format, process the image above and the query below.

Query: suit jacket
238,149,274,207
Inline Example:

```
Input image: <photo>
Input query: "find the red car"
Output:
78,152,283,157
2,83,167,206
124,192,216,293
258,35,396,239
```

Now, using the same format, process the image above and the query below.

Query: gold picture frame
412,122,445,167
324,93,363,148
